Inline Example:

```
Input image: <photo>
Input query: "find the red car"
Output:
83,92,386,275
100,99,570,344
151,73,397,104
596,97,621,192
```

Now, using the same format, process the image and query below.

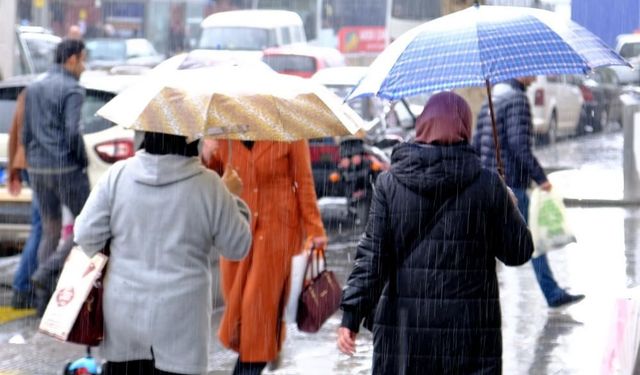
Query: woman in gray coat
74,132,252,375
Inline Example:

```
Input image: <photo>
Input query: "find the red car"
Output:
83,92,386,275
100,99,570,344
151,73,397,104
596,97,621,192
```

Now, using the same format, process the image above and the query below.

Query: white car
198,10,307,60
0,71,141,243
526,75,584,144
611,33,640,85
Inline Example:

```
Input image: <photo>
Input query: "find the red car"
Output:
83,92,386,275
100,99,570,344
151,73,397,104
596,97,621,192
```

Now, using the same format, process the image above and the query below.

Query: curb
563,198,640,208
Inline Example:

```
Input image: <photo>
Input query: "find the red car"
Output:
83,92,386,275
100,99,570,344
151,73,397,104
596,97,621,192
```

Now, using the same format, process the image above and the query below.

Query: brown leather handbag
296,246,341,333
66,244,109,346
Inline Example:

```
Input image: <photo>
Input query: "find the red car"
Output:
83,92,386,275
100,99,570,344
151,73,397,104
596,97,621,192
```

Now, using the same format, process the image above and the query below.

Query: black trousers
232,359,267,375
103,360,194,375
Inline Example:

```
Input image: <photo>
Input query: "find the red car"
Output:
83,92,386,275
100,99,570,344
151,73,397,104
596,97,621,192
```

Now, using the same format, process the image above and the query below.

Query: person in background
67,25,83,40
338,92,533,374
7,90,42,310
472,76,585,308
74,132,252,375
23,39,90,315
202,139,327,375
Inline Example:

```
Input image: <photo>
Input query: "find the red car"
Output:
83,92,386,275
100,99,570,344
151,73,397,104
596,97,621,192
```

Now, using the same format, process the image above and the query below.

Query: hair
54,39,85,64
141,132,199,157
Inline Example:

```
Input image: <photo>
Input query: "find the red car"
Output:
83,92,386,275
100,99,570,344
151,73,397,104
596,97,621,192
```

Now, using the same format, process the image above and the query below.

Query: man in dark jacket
23,39,90,314
338,92,533,374
472,77,584,308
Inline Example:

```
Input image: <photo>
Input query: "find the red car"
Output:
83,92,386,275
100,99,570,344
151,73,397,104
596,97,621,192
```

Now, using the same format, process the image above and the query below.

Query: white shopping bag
39,247,108,341
528,187,576,257
284,248,325,323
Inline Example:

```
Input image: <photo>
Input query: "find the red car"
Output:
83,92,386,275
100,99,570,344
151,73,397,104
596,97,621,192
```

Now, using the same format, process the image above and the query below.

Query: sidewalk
0,130,638,374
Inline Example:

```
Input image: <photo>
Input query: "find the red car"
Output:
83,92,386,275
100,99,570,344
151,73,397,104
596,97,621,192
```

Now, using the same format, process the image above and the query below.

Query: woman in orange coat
202,139,327,374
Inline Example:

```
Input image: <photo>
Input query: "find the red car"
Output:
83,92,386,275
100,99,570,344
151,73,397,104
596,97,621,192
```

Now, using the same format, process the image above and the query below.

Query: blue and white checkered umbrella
348,4,629,101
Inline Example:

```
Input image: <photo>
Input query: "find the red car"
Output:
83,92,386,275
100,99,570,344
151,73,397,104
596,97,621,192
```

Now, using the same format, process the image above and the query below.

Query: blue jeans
512,188,564,304
12,172,42,293
30,168,90,286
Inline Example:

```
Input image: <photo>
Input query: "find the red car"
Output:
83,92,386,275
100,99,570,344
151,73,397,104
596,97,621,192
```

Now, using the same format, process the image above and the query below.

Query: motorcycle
326,137,390,227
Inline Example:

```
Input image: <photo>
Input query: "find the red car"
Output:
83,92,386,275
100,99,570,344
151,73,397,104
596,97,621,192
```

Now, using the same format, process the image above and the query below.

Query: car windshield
22,36,58,74
199,27,275,50
0,100,17,133
82,90,117,133
125,39,157,58
0,87,115,136
86,40,127,61
262,55,317,75
619,42,640,59
326,84,378,121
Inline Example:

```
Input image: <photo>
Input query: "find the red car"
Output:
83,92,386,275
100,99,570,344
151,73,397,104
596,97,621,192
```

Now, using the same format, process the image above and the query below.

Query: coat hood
130,150,204,186
390,142,482,196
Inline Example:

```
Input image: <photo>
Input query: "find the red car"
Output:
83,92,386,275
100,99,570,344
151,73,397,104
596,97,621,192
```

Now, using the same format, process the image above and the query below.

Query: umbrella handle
485,79,505,179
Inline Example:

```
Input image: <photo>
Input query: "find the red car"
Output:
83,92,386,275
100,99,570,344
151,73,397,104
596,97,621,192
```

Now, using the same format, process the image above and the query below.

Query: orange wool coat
205,140,326,362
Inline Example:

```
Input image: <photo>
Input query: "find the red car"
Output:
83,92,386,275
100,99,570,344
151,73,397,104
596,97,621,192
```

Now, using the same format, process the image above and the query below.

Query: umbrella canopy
348,4,629,101
96,64,365,142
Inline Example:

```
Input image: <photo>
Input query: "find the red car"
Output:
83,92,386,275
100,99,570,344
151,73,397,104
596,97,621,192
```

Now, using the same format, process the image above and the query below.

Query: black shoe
11,290,36,309
548,293,585,308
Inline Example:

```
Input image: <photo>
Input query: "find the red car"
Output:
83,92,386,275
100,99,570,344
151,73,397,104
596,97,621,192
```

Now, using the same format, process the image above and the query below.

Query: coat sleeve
64,88,89,169
340,173,392,333
504,96,548,186
210,173,252,261
488,174,534,266
289,140,326,241
74,163,119,257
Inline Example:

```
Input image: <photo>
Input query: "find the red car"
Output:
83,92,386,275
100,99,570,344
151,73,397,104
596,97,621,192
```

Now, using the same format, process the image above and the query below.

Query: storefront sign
338,26,386,54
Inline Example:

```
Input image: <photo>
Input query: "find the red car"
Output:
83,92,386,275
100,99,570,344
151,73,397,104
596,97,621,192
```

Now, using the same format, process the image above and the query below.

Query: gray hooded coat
74,151,252,374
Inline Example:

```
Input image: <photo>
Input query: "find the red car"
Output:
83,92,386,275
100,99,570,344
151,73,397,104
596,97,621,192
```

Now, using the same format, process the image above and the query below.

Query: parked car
8,26,61,79
568,68,623,133
612,33,640,85
527,75,584,144
262,45,345,78
85,38,164,71
0,71,140,243
198,10,306,60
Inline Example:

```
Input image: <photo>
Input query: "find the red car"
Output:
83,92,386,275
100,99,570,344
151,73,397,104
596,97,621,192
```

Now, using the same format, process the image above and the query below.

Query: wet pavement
1,129,639,374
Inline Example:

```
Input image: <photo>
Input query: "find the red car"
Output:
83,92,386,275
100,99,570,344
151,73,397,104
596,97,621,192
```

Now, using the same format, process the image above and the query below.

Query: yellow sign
79,9,87,20
34,0,45,9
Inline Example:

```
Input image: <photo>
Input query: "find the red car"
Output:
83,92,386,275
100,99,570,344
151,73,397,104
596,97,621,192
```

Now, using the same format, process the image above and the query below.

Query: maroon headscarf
414,91,472,145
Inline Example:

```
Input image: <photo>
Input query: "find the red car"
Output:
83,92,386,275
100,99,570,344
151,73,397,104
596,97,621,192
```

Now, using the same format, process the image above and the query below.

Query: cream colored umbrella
96,65,366,142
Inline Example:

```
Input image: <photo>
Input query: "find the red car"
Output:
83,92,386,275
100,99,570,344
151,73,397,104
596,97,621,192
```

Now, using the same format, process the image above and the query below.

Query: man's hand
222,166,243,196
540,181,552,192
201,138,220,166
7,171,22,196
337,327,357,356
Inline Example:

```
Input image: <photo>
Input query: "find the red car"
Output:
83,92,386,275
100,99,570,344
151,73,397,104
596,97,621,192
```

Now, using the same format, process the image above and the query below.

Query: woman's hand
222,166,243,196
337,327,357,356
311,236,328,249
201,138,219,166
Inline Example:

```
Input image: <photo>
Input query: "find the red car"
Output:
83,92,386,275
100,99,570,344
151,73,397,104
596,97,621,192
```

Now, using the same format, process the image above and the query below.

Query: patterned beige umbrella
96,66,366,142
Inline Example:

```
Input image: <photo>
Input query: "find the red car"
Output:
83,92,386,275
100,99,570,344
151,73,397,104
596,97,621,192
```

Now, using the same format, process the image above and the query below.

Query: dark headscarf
141,132,199,157
414,91,472,145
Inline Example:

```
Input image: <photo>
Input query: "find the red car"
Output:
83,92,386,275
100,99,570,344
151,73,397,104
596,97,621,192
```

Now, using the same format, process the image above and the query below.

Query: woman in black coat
337,92,534,375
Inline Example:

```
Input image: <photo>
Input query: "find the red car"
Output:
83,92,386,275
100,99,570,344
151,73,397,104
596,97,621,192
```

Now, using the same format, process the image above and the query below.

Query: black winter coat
472,79,547,189
340,142,533,375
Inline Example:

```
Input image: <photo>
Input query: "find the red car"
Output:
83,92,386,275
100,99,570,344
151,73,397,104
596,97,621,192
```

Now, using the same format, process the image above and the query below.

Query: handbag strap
303,242,327,280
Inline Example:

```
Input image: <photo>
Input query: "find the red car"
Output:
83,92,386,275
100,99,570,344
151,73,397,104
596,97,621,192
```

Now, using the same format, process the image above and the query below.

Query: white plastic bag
528,187,576,257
